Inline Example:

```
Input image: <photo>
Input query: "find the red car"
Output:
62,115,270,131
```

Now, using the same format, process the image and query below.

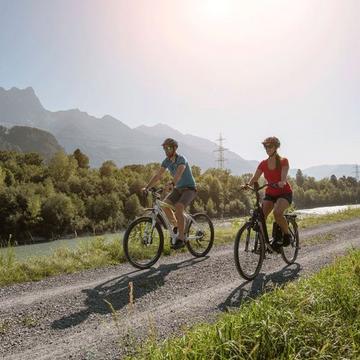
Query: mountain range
0,86,357,179
0,87,257,174
289,165,359,180
0,125,63,160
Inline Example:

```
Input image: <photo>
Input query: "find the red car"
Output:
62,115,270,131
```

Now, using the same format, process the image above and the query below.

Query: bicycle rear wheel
281,218,299,264
186,213,214,257
123,217,164,269
234,223,265,280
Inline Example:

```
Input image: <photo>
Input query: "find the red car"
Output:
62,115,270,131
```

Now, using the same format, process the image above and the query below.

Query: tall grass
130,249,360,359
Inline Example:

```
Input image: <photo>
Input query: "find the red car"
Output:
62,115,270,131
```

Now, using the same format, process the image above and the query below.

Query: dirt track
1,219,360,360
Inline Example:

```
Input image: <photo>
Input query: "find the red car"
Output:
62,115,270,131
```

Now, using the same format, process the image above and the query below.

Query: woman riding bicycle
246,136,293,250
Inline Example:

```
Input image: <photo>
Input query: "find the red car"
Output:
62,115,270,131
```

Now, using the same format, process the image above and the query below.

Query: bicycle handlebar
143,187,163,198
242,182,279,192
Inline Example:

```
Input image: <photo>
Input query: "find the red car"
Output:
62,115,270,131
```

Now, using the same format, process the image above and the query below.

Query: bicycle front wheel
186,213,214,257
281,218,299,264
234,223,265,280
123,217,164,269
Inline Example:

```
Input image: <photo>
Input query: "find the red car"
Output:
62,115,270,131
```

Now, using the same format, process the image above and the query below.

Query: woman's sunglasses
263,144,275,149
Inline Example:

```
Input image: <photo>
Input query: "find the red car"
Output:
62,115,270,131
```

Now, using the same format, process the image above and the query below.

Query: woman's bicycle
234,183,299,280
123,188,214,269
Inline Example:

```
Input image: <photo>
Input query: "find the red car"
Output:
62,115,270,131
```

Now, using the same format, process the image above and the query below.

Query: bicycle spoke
234,224,264,280
123,217,163,269
186,213,214,257
281,220,299,264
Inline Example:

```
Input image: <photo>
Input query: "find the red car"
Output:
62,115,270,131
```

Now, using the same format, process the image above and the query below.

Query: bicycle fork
142,211,159,246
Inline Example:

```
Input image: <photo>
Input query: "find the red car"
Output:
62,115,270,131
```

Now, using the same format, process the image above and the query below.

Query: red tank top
257,158,292,196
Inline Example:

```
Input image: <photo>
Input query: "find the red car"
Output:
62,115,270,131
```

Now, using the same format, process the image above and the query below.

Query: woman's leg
262,200,274,220
273,198,290,234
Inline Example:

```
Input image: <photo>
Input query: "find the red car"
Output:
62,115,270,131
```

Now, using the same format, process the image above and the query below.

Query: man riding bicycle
143,138,197,249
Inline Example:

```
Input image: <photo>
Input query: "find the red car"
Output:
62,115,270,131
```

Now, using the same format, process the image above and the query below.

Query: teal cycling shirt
161,154,196,189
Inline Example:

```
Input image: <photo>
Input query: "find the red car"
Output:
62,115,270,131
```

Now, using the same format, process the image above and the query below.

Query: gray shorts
165,188,197,207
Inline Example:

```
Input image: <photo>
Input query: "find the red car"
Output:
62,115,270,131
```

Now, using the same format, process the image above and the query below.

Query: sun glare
203,0,232,20
190,0,234,23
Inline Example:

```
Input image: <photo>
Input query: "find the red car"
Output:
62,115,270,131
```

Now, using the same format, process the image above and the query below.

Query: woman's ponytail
275,152,282,170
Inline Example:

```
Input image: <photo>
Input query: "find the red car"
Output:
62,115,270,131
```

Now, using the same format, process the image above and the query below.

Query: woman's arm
279,164,289,188
248,168,263,186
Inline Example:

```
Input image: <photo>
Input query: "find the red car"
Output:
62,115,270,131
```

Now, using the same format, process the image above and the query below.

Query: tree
330,174,338,186
100,160,116,177
206,198,216,217
41,193,76,237
125,194,142,220
86,194,125,233
48,151,77,183
295,169,304,187
0,167,5,188
73,149,89,169
191,165,201,178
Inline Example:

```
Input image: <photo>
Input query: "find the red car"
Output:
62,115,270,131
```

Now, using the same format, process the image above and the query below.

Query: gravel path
1,219,360,360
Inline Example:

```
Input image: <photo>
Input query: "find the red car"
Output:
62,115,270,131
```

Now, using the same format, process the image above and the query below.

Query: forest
0,149,359,244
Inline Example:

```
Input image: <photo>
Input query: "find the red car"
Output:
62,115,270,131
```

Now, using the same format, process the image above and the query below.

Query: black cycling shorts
263,192,293,205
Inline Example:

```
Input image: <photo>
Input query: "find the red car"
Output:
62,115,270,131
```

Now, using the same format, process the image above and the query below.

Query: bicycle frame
245,183,279,253
145,190,201,245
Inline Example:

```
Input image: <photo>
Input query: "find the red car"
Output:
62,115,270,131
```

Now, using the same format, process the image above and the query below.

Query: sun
203,0,232,19
190,0,234,23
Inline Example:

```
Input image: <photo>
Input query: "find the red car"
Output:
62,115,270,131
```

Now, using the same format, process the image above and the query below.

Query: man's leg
171,190,196,249
176,189,196,241
175,202,185,240
163,189,180,228
163,201,177,228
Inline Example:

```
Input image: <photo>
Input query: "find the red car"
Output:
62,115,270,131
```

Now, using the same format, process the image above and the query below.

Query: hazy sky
0,0,359,169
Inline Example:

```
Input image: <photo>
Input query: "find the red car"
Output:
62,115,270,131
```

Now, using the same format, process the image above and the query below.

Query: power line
214,133,228,169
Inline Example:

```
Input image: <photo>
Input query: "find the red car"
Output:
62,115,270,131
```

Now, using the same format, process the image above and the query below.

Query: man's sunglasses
163,146,174,151
263,144,275,149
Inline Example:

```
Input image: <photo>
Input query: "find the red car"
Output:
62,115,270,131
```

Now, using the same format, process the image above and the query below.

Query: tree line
0,150,359,245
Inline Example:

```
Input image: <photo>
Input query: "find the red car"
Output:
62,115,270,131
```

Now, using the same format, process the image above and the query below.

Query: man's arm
145,167,166,189
173,164,186,186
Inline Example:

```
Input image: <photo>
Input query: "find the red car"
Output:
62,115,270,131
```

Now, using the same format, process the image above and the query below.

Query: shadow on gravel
218,263,301,311
52,256,208,330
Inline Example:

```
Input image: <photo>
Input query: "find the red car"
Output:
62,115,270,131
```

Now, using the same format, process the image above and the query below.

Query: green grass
129,249,360,360
1,207,359,287
0,237,126,286
296,207,360,229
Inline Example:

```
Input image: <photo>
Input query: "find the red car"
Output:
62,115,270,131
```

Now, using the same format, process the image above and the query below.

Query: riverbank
1,207,360,286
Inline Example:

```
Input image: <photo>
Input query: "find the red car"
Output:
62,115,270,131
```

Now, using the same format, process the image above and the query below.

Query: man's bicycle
123,188,214,269
234,183,299,280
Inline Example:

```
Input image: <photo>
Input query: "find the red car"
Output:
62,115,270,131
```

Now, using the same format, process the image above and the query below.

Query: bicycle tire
185,213,214,257
281,218,299,264
234,222,265,280
123,216,164,269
